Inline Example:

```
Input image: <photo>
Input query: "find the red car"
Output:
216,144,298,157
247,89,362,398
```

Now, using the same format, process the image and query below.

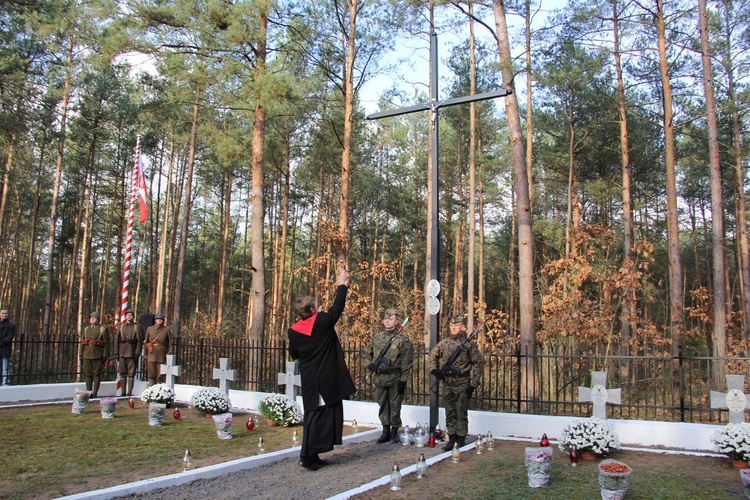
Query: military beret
89,311,100,319
384,308,397,319
450,314,464,324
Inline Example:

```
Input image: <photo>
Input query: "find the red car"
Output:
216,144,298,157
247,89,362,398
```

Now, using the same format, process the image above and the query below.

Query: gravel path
124,437,452,500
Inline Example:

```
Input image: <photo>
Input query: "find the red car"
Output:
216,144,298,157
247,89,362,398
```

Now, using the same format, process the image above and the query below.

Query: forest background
1,0,748,382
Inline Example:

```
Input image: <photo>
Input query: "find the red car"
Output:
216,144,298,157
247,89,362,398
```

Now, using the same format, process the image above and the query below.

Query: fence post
678,343,685,422
516,344,522,413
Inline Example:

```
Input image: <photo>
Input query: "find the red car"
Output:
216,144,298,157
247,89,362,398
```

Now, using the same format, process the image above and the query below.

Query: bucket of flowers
711,422,750,469
140,384,175,426
558,417,620,459
259,394,303,427
191,387,234,439
524,447,553,488
598,459,633,500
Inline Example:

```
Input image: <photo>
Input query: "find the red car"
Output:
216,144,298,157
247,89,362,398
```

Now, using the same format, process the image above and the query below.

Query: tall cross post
366,32,511,432
160,354,182,389
213,357,236,394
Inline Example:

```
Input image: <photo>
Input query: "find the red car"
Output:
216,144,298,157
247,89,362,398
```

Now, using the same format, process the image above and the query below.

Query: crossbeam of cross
160,354,181,389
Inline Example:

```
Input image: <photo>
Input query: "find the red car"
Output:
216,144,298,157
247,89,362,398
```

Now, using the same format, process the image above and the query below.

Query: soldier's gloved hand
430,368,445,380
465,385,475,397
397,380,406,395
367,363,380,374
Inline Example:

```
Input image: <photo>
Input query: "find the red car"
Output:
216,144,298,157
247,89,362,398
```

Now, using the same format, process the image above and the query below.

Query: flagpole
119,137,140,396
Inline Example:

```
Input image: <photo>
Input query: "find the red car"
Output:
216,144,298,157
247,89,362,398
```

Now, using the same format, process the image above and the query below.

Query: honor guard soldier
428,314,484,451
145,312,172,386
116,308,144,396
364,308,413,444
80,311,109,398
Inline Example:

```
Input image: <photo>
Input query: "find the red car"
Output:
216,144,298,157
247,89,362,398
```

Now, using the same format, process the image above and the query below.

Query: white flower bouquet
558,417,620,456
259,394,303,427
190,387,232,415
140,383,175,405
712,423,750,461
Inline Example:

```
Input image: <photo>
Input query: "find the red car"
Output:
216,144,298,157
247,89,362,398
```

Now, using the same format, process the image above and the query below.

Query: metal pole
429,31,441,432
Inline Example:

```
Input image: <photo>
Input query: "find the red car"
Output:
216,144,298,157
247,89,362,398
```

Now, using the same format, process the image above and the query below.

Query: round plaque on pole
427,279,441,298
427,297,441,315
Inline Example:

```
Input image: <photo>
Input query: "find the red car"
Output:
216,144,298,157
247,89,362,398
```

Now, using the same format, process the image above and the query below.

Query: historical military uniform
145,313,172,386
80,312,109,398
427,315,483,450
364,308,413,443
116,309,144,396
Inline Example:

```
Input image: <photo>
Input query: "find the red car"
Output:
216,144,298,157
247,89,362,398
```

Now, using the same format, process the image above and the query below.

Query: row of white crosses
158,356,303,400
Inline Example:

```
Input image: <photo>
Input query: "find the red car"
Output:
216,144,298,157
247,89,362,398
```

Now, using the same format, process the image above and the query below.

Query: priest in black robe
288,264,356,471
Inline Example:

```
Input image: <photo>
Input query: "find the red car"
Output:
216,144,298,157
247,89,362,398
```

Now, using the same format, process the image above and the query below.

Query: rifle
431,328,478,381
367,316,410,374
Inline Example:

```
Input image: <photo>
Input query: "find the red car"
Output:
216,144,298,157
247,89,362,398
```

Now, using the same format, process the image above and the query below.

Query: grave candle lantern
451,442,461,463
246,416,255,431
352,419,359,432
389,463,402,491
540,433,550,447
415,453,427,479
182,449,191,472
475,435,484,455
128,398,135,409
485,431,494,451
292,429,299,446
569,445,579,467
258,437,265,454
173,408,181,420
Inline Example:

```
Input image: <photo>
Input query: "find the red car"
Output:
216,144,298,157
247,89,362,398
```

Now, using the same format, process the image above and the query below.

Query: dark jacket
0,319,15,359
288,285,357,412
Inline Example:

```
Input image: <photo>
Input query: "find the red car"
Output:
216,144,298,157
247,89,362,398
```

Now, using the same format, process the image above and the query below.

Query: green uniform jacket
364,330,413,386
80,325,109,360
427,333,484,387
116,321,144,358
145,324,172,363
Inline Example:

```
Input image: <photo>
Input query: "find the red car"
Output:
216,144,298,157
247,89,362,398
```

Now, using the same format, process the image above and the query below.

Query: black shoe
390,426,400,444
313,455,329,466
457,435,466,447
442,434,457,452
299,457,320,471
376,425,391,444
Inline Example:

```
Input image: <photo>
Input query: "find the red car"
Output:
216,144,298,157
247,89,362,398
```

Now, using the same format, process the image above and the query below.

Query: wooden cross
278,361,302,400
578,371,621,419
213,357,236,394
710,374,750,424
160,354,182,389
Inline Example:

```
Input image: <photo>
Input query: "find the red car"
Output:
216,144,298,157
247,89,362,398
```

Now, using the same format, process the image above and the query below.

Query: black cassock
288,284,357,458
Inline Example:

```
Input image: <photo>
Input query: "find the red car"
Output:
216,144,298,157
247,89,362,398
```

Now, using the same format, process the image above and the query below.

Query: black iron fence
5,334,745,425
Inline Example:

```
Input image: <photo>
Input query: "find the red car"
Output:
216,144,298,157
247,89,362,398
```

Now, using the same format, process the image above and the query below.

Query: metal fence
5,334,744,424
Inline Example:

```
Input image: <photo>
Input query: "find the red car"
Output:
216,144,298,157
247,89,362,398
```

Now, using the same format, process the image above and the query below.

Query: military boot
442,433,457,452
456,435,466,448
390,426,400,443
376,425,391,444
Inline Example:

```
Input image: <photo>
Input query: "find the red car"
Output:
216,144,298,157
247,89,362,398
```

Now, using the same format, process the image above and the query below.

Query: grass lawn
0,400,308,499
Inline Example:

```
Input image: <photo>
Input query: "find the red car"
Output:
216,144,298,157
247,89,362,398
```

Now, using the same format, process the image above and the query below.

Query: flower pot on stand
598,459,632,500
266,419,279,427
733,459,749,470
99,397,117,419
525,447,553,488
212,413,233,439
148,402,167,426
581,450,598,461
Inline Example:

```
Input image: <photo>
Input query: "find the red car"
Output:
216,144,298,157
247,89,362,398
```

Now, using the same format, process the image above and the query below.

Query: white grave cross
278,361,302,400
160,354,182,389
578,371,621,420
710,374,750,424
213,357,236,394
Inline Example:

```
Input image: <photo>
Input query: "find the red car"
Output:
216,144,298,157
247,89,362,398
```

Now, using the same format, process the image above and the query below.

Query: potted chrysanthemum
191,387,234,439
558,417,620,459
140,384,175,426
712,423,750,469
259,394,303,427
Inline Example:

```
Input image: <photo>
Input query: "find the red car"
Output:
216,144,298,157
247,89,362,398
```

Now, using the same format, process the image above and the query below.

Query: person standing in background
0,309,15,386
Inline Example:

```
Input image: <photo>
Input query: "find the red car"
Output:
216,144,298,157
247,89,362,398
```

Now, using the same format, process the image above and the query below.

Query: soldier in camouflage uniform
79,312,109,398
427,314,483,451
364,308,413,444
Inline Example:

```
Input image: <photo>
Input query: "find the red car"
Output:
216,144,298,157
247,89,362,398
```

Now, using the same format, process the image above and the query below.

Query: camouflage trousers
442,383,471,437
375,383,404,427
